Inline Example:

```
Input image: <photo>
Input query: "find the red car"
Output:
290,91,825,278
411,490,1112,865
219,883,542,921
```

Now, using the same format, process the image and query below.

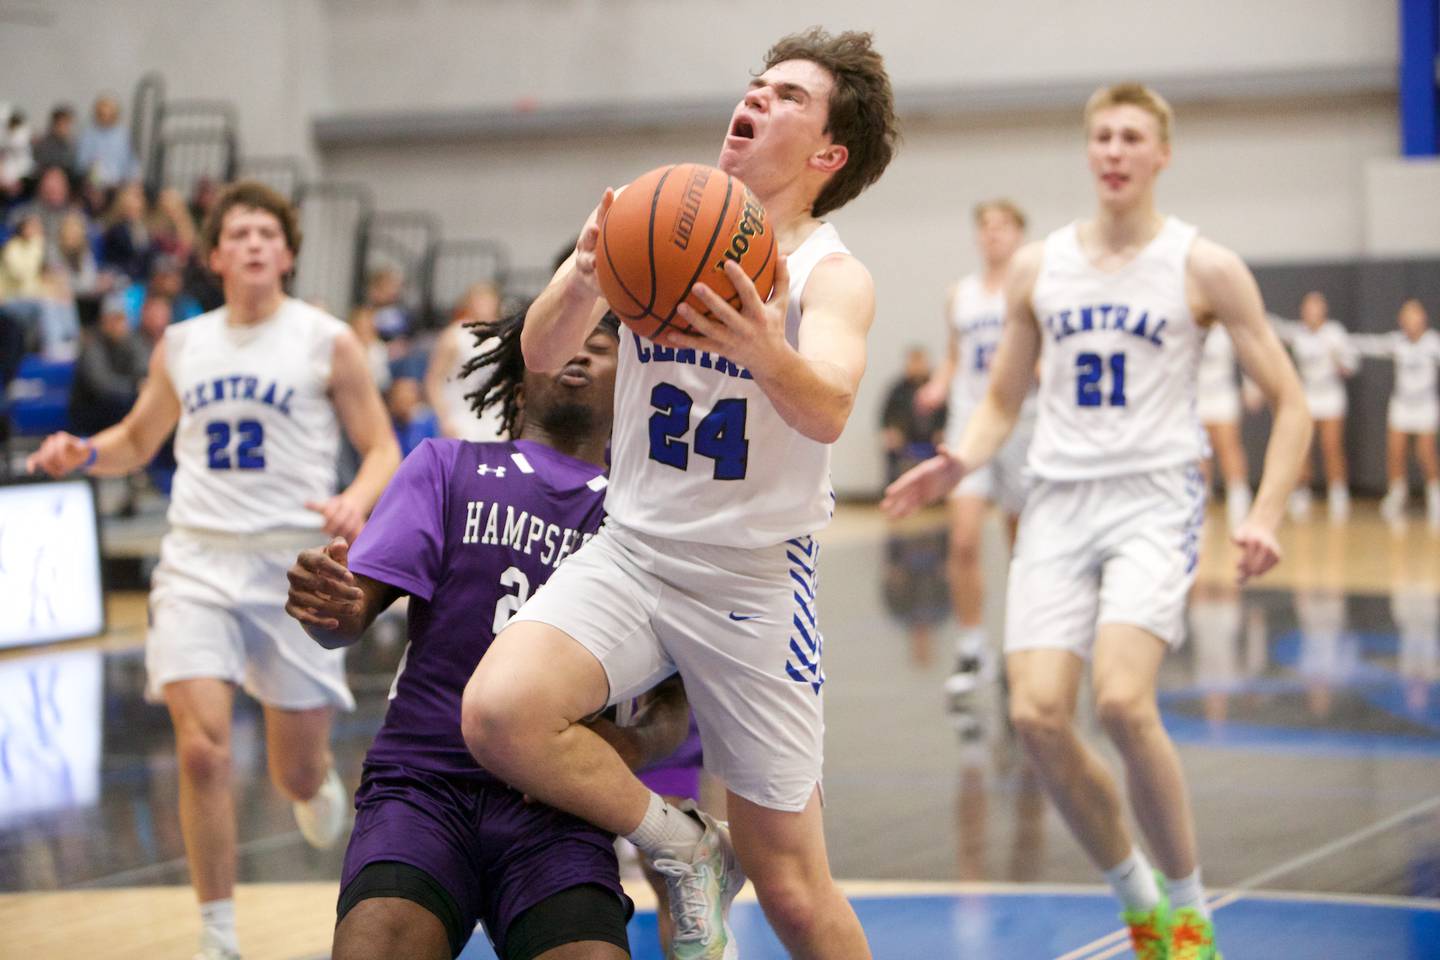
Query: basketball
594,162,777,341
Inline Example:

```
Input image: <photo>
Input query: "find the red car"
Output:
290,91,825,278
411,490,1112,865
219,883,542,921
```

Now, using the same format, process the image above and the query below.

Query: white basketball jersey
605,221,850,547
947,274,1006,415
164,298,346,534
1027,217,1205,480
1356,329,1440,408
1286,321,1355,409
1197,324,1238,402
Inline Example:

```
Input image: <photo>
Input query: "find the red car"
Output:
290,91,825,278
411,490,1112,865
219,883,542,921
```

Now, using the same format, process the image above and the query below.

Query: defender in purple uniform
284,310,689,960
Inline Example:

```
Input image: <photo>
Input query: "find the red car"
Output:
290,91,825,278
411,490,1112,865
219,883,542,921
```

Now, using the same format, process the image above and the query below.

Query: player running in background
28,181,400,960
883,83,1310,959
916,198,1035,712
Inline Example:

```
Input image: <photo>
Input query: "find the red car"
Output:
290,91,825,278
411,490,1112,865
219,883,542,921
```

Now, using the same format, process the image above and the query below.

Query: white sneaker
293,766,347,850
651,804,746,959
1381,486,1407,524
1287,487,1313,521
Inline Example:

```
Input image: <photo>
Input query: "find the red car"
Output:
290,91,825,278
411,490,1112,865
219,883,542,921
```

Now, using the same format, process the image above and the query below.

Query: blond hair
972,198,1027,231
1084,83,1174,144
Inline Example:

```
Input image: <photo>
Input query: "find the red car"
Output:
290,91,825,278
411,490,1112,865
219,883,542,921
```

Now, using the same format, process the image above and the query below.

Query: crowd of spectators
3,92,508,497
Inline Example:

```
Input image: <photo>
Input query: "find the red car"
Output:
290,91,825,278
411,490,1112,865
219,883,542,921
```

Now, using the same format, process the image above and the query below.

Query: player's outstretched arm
585,676,691,772
668,253,872,444
25,340,181,478
314,328,401,542
1197,239,1312,582
285,536,400,648
523,191,617,373
954,242,1043,470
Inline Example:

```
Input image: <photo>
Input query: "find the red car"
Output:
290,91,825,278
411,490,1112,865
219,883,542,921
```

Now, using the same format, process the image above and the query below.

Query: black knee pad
503,883,631,960
337,860,470,958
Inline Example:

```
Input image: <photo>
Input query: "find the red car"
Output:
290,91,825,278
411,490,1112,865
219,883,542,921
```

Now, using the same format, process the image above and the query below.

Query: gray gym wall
4,0,1435,496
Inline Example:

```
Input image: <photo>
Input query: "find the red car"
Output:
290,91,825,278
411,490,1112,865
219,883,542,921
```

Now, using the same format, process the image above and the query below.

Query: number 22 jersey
1027,217,1206,481
605,221,851,548
163,298,347,534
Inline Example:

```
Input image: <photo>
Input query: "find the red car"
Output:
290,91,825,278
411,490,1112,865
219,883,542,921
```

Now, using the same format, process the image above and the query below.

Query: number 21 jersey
1027,217,1205,481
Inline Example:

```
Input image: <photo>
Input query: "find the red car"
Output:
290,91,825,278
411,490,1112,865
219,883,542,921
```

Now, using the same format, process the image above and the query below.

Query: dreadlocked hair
459,301,529,439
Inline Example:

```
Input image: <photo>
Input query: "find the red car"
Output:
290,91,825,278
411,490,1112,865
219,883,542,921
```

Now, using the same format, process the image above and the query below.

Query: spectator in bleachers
8,165,86,263
31,105,77,183
0,214,82,360
99,181,154,282
124,254,202,325
68,296,147,436
347,305,391,394
137,290,172,358
424,280,506,441
1,109,33,203
0,213,45,300
152,186,197,259
365,265,412,344
386,375,438,457
75,94,139,191
53,209,111,325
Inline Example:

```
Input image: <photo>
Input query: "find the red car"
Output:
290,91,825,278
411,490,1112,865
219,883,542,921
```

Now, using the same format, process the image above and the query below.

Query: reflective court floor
1,503,1439,959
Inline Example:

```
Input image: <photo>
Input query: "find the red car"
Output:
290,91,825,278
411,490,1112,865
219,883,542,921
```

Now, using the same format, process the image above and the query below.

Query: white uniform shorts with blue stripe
146,528,355,710
1005,464,1206,658
510,520,825,813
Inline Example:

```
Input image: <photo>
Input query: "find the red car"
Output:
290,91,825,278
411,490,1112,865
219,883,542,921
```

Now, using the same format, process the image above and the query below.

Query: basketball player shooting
882,84,1311,959
460,28,897,960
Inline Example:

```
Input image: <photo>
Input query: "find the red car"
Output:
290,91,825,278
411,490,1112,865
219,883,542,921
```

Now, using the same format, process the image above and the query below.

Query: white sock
625,792,703,861
1104,847,1161,914
199,897,238,954
1427,481,1440,510
956,624,986,657
1166,868,1211,919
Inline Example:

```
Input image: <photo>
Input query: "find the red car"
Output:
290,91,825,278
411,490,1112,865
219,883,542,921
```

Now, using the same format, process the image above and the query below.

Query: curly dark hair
763,28,897,217
199,180,302,259
459,304,620,439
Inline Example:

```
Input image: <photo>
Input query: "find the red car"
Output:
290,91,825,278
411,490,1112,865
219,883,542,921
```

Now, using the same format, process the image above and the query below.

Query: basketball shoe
651,804,746,959
1168,907,1222,959
293,766,347,849
193,942,241,960
1120,872,1171,960
1286,487,1312,521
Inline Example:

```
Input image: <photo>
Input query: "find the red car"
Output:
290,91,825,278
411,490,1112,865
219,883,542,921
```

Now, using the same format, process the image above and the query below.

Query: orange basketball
594,163,777,341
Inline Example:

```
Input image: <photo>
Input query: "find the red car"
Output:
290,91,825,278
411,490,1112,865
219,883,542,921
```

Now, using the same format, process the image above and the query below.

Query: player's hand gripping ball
594,163,777,341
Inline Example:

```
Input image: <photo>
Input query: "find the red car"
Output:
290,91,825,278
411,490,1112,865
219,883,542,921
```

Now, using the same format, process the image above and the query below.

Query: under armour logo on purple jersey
476,465,507,478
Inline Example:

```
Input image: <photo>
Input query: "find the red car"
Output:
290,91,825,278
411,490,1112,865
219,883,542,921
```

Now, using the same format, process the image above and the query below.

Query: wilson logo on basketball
715,192,766,270
670,167,712,251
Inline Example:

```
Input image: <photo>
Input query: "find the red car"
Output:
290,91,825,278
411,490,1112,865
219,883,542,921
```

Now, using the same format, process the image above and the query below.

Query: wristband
82,440,98,469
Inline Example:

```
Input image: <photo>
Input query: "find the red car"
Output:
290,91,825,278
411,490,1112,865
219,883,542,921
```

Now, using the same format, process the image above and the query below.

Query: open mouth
730,116,756,140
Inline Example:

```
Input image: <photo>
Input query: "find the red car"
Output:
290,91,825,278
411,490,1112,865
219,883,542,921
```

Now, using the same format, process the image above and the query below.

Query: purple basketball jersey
349,438,607,785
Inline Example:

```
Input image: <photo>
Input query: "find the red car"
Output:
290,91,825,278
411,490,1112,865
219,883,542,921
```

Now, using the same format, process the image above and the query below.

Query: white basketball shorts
146,528,354,711
510,520,825,812
1306,387,1347,421
1389,397,1439,435
1004,464,1207,658
1197,386,1241,426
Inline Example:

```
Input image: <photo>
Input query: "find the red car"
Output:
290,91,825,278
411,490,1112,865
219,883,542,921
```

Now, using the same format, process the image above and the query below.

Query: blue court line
450,887,1440,960
1159,710,1440,758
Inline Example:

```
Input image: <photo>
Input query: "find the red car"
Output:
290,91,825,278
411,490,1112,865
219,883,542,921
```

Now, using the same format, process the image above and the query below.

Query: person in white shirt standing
1273,291,1358,522
27,181,400,960
915,199,1034,713
1352,298,1440,529
883,83,1310,959
1196,324,1255,530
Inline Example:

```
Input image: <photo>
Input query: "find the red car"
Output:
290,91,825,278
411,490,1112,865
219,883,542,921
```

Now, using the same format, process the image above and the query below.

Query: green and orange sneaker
1120,872,1171,960
1169,906,1222,960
